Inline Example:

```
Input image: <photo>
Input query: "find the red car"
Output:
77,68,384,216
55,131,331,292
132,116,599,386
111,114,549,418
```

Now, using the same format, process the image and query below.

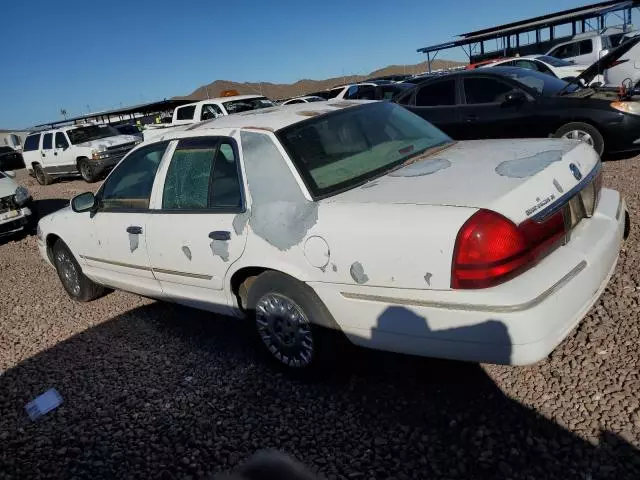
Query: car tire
52,239,107,302
33,164,52,186
553,122,605,156
78,158,98,183
246,271,345,374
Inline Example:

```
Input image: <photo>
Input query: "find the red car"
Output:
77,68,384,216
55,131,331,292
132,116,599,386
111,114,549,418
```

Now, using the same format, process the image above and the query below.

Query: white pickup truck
143,95,275,140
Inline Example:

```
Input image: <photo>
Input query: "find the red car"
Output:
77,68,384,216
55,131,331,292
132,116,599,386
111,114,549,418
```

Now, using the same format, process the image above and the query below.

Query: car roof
188,100,368,133
183,95,265,107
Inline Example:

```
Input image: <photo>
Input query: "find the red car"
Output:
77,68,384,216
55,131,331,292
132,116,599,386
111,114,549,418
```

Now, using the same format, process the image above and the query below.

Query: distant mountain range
175,60,463,101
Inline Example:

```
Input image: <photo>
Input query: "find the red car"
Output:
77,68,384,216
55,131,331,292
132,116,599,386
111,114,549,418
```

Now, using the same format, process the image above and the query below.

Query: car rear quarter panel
234,201,476,291
231,129,477,291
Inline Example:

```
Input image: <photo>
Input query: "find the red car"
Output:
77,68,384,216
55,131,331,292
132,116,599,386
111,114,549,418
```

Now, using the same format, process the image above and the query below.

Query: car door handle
41,152,45,157
464,115,479,122
209,230,231,241
54,151,57,155
126,226,143,235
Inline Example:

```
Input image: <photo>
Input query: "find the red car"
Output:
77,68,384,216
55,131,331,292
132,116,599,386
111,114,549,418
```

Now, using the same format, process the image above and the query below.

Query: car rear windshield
277,102,452,198
67,125,121,145
536,55,573,67
502,68,579,95
223,97,274,114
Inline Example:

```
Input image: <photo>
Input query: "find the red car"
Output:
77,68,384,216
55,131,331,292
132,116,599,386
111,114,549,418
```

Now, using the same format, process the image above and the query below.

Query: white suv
22,124,141,185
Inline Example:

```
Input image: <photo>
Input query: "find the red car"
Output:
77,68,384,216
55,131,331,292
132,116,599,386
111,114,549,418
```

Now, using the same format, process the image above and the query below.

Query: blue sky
0,0,633,127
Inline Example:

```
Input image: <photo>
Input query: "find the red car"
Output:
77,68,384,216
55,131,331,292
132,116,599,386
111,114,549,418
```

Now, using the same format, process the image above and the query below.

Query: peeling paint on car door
145,136,248,312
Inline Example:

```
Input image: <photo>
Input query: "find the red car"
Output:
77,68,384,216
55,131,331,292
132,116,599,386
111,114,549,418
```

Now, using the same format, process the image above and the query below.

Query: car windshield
67,125,121,144
503,68,580,95
277,102,452,198
116,125,140,135
535,55,573,67
222,97,274,114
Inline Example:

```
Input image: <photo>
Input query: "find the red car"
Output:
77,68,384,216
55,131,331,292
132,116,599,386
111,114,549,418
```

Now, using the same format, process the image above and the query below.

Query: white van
22,124,140,185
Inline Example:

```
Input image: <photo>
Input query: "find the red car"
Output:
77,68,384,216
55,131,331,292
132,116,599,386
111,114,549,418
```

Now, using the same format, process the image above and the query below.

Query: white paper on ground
25,388,63,421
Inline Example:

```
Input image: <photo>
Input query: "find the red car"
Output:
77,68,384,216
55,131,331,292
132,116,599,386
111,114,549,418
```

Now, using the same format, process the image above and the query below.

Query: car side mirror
502,90,527,106
4,170,16,178
71,192,96,213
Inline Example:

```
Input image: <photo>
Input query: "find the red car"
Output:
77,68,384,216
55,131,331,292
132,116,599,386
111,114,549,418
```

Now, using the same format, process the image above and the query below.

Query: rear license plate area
563,179,598,241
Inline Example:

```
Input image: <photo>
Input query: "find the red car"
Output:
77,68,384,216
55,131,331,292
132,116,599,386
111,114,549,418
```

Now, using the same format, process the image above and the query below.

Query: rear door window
55,132,69,149
463,78,513,104
42,133,53,150
23,134,41,152
162,138,242,211
415,79,456,106
175,105,196,121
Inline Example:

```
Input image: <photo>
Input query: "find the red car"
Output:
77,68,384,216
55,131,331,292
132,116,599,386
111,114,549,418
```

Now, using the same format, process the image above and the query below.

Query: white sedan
37,101,628,372
281,96,326,105
481,55,587,80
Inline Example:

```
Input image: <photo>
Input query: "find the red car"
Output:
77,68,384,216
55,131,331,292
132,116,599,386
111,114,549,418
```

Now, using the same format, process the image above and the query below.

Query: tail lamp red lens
451,209,566,289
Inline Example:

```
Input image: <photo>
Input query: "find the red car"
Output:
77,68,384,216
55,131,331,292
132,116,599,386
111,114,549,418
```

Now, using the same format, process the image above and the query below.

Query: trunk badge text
570,163,582,181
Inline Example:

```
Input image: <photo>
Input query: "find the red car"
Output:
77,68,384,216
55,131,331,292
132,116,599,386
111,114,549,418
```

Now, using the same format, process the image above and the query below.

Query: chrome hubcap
562,130,594,147
255,293,314,368
56,250,80,296
81,162,92,179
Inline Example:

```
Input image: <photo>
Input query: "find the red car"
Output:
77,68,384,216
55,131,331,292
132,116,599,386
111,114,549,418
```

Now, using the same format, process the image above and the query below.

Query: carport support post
426,52,432,73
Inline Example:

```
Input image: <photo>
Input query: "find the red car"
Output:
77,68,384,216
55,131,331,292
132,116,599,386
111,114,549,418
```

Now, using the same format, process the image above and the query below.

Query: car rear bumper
308,188,627,365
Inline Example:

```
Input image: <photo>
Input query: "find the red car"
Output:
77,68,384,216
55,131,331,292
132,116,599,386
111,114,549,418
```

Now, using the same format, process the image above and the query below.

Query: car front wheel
78,158,99,183
246,271,344,373
553,122,604,156
52,239,107,302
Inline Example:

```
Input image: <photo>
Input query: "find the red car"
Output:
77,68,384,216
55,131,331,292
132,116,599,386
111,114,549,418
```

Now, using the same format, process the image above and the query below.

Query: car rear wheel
52,239,107,302
554,122,604,156
78,158,98,183
33,164,52,185
246,271,344,374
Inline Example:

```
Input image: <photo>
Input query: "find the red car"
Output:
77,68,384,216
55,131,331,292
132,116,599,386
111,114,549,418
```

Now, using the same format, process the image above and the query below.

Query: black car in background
394,66,640,156
367,74,413,82
0,146,24,170
343,82,413,100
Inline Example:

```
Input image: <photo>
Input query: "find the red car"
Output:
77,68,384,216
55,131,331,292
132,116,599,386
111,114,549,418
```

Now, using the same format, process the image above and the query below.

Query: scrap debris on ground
0,167,638,479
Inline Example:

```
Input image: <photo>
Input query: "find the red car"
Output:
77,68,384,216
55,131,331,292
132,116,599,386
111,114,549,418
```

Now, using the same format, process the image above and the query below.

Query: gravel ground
0,166,639,480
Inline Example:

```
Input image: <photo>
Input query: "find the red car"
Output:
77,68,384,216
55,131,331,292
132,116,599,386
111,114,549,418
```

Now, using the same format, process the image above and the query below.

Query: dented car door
80,142,169,297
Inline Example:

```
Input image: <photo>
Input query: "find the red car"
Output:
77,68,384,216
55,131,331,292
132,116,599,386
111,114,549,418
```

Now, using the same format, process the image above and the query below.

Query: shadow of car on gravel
0,301,637,479
32,198,69,218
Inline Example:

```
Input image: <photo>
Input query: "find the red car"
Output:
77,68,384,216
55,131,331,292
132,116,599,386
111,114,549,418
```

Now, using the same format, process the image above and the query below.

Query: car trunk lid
323,138,601,225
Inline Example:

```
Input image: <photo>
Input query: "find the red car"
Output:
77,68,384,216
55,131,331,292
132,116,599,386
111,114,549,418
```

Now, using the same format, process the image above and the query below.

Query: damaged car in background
36,101,629,372
0,169,34,239
395,36,640,156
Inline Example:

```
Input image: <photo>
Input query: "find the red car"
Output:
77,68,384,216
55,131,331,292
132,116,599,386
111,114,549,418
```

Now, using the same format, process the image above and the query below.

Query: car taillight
451,209,566,289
